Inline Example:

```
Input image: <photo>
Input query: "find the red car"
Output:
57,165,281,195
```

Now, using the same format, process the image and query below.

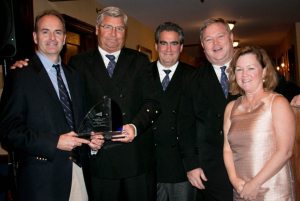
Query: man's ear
33,32,38,44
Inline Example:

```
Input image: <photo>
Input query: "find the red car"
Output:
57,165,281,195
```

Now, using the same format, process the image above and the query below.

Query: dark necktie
220,66,228,98
162,69,171,91
106,54,116,77
52,64,74,130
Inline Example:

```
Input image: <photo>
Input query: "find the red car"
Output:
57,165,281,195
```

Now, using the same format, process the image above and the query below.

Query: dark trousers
90,172,155,201
157,181,197,201
196,160,233,201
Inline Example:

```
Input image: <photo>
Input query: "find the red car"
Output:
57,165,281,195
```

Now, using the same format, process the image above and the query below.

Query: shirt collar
157,60,178,72
36,51,62,72
98,46,121,61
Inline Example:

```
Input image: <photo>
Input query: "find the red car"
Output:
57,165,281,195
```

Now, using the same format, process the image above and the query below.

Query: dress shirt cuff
90,150,98,155
129,124,137,137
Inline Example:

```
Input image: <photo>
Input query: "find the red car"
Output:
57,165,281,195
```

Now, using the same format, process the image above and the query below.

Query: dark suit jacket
68,48,160,179
147,61,194,183
179,62,237,198
0,55,86,201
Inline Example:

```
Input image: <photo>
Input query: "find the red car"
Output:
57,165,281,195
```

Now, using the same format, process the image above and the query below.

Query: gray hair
96,6,128,27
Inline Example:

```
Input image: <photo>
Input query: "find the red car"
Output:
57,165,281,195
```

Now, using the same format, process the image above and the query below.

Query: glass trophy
78,96,123,140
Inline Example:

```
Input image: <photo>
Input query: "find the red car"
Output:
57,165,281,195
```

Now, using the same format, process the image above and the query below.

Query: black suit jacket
0,55,86,201
147,61,194,183
68,48,160,179
179,63,237,197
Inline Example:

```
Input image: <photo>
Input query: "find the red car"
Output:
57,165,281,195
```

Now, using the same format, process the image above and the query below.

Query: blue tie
106,55,116,77
53,64,74,130
220,66,228,98
162,70,171,91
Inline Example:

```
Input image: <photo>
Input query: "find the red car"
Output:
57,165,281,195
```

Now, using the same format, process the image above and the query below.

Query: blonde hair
199,18,231,42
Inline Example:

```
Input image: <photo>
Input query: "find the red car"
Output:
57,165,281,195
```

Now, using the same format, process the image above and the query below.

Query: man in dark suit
148,22,196,201
68,6,160,201
0,10,103,201
179,18,239,201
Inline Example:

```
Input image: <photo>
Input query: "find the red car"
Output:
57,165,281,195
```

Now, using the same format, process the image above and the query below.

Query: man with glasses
68,6,160,201
148,22,196,201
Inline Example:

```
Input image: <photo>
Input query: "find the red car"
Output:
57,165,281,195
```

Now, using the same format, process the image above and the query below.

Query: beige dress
228,93,295,201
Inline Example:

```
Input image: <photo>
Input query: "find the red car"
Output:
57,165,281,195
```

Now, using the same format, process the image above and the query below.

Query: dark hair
199,18,231,42
154,22,184,44
228,45,278,95
34,10,66,33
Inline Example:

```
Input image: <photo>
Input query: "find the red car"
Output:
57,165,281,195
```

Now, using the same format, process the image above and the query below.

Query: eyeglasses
158,41,180,46
100,24,126,33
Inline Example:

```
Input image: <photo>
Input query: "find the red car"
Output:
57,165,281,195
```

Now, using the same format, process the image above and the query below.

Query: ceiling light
227,21,236,30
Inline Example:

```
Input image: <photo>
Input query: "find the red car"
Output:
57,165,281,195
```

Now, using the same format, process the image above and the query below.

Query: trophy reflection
78,96,123,140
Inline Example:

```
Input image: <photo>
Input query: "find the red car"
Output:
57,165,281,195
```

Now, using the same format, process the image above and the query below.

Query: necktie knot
52,64,60,73
106,54,115,61
220,65,226,73
163,69,171,75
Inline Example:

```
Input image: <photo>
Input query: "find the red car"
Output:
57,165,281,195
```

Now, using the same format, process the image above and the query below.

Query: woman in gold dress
223,46,296,201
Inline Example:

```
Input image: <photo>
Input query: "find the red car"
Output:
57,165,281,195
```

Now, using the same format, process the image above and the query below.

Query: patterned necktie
220,66,228,98
162,69,171,91
52,64,74,130
106,54,116,77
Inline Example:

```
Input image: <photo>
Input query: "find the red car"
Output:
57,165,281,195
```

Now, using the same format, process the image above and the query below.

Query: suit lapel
31,55,61,105
113,48,136,84
87,50,115,95
166,63,184,92
31,55,70,131
151,62,164,91
207,64,228,101
63,64,82,129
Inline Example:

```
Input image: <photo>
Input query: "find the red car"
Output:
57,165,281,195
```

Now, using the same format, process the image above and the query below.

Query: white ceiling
98,0,300,51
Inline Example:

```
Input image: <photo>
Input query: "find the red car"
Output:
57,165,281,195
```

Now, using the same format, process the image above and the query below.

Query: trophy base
78,131,123,140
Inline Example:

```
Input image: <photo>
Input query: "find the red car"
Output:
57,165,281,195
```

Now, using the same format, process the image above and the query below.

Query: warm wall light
233,40,239,48
227,21,236,30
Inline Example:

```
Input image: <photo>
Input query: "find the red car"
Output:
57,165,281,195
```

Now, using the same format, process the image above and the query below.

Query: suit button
69,156,73,161
122,112,126,116
176,137,179,140
219,130,223,135
120,94,124,98
171,126,175,130
172,110,176,114
146,109,150,112
153,127,157,130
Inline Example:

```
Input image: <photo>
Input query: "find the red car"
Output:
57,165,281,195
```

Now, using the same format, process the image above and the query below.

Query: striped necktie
106,54,116,77
220,66,228,98
162,69,171,91
52,64,74,130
